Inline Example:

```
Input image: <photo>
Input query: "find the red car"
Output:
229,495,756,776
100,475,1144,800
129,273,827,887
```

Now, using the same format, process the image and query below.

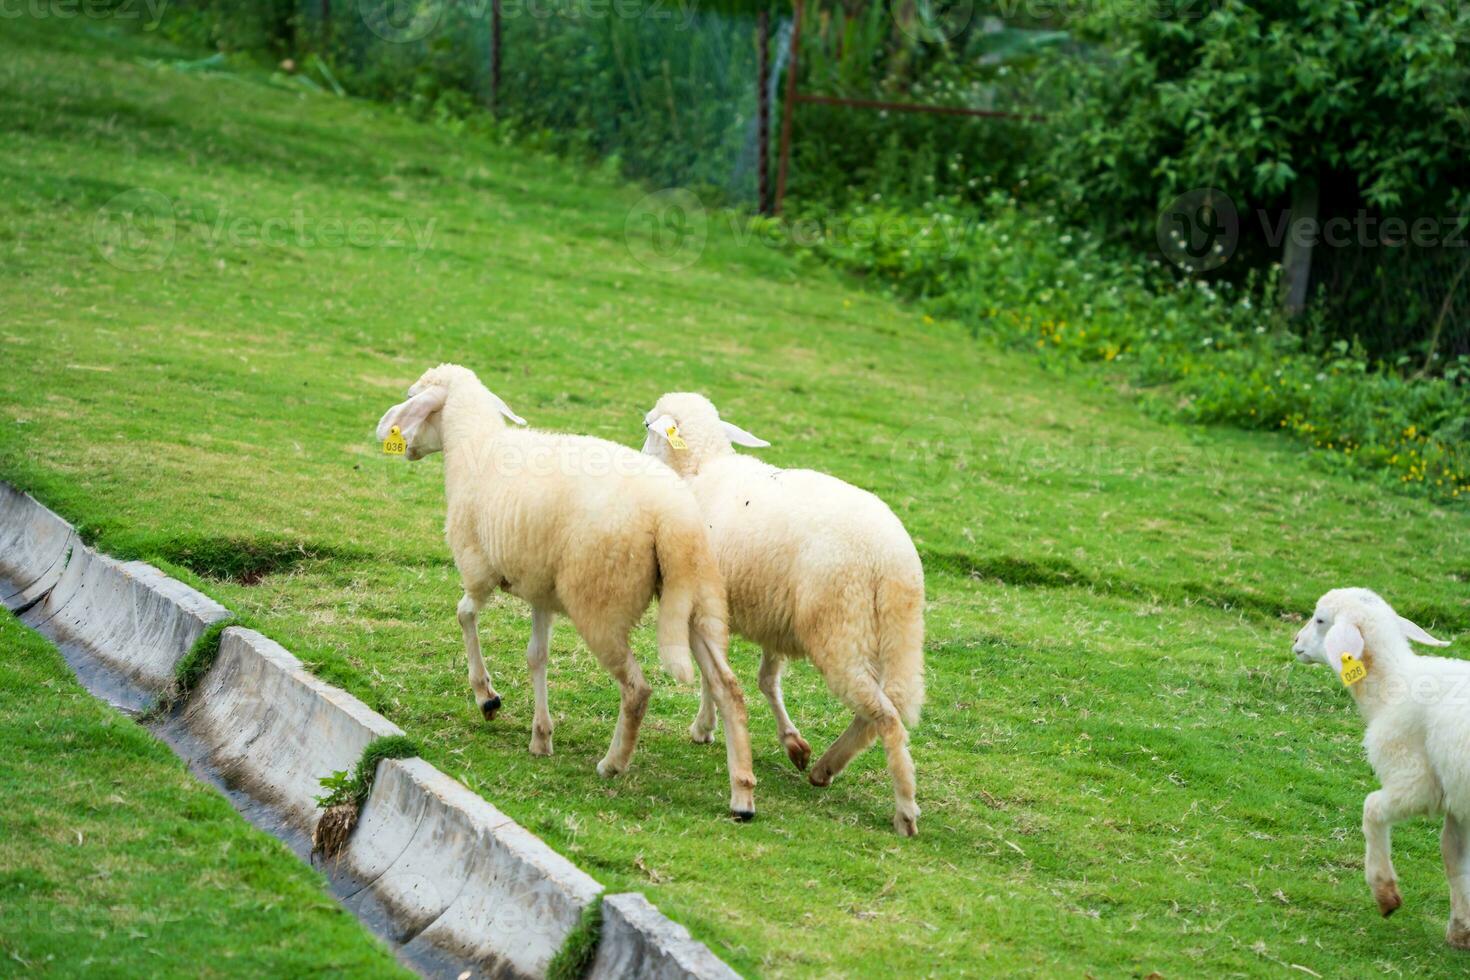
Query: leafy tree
1049,1,1470,243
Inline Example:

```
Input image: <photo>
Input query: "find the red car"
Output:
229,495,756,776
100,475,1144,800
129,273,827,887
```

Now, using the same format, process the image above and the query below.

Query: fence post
491,0,503,112
773,0,802,216
1280,177,1318,316
757,10,770,215
320,0,330,45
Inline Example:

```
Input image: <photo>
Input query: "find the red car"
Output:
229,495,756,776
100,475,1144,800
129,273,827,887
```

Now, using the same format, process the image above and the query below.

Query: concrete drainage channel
0,482,741,980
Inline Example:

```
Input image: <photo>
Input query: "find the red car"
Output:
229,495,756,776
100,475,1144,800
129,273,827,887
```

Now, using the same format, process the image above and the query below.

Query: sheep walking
1292,587,1466,947
642,393,925,835
377,365,756,819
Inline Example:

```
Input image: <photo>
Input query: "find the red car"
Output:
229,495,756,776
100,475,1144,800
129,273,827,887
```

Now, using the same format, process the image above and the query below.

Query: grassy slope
1,15,1468,978
0,611,407,976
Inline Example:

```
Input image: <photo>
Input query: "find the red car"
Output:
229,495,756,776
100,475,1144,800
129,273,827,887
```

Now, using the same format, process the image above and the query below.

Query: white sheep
641,393,926,835
377,365,757,819
1292,587,1466,947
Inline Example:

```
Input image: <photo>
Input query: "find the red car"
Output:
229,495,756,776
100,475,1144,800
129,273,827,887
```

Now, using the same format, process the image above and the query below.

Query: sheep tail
654,522,721,685
877,572,926,728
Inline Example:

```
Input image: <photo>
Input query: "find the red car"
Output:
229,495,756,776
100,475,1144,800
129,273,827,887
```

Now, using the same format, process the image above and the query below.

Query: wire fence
164,1,1470,374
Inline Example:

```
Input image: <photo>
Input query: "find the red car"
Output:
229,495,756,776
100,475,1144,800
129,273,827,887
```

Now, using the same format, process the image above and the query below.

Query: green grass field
0,611,408,976
2,14,1469,978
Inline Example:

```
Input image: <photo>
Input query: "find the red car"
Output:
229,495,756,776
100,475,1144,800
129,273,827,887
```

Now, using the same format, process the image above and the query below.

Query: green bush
797,194,1470,500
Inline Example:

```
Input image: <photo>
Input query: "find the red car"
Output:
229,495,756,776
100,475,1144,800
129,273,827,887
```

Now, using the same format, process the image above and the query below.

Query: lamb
377,365,756,819
1291,587,1466,948
641,393,926,835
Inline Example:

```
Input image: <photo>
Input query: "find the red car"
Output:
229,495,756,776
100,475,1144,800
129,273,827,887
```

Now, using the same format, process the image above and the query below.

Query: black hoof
480,695,502,721
731,810,755,823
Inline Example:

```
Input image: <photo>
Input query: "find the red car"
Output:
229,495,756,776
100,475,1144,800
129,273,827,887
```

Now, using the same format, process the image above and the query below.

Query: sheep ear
1399,615,1450,647
1322,620,1364,676
488,390,527,426
377,387,446,441
719,419,770,448
647,414,685,448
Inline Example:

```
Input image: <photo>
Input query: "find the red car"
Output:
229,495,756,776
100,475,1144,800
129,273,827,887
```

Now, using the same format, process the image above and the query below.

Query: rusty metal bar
756,10,770,215
773,0,803,216
794,92,1043,121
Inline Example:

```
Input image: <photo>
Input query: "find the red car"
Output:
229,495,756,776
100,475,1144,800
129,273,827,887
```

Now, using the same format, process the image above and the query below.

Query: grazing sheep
1292,587,1466,947
642,393,925,835
377,365,756,819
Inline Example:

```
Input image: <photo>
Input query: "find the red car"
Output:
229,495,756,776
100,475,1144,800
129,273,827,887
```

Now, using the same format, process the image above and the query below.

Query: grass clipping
311,735,419,861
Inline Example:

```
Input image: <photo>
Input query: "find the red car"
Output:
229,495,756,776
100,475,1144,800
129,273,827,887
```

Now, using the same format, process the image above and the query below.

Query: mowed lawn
3,15,1469,978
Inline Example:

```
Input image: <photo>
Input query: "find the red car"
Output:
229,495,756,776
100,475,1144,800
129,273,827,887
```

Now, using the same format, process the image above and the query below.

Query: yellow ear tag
382,426,407,456
1340,653,1367,687
665,424,688,451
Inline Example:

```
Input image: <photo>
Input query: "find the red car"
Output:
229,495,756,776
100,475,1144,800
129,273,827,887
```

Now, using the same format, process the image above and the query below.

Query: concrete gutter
590,893,742,980
23,545,232,696
0,480,743,979
183,627,404,829
0,482,78,612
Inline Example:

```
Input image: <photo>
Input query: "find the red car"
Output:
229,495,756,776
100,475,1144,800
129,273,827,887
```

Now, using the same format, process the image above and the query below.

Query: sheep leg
688,670,718,744
819,676,918,836
691,630,757,821
591,641,650,779
1443,812,1470,948
758,650,810,771
526,607,554,756
1364,789,1407,917
809,717,878,788
457,592,501,721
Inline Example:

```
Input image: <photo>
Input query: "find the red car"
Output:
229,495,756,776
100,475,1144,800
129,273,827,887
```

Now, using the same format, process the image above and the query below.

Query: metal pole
757,10,770,215
773,0,802,216
491,0,503,112
321,0,330,46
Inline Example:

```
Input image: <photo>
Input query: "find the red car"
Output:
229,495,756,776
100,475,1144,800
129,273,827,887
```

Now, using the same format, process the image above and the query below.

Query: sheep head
377,364,524,461
642,392,768,476
1292,587,1450,680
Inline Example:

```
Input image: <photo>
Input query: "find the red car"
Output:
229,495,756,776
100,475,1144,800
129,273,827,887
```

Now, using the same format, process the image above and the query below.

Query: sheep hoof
808,765,833,788
688,722,715,744
1448,921,1470,950
784,735,811,771
893,812,918,837
1373,880,1403,918
596,758,624,779
529,732,553,757
480,695,502,721
730,809,755,823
